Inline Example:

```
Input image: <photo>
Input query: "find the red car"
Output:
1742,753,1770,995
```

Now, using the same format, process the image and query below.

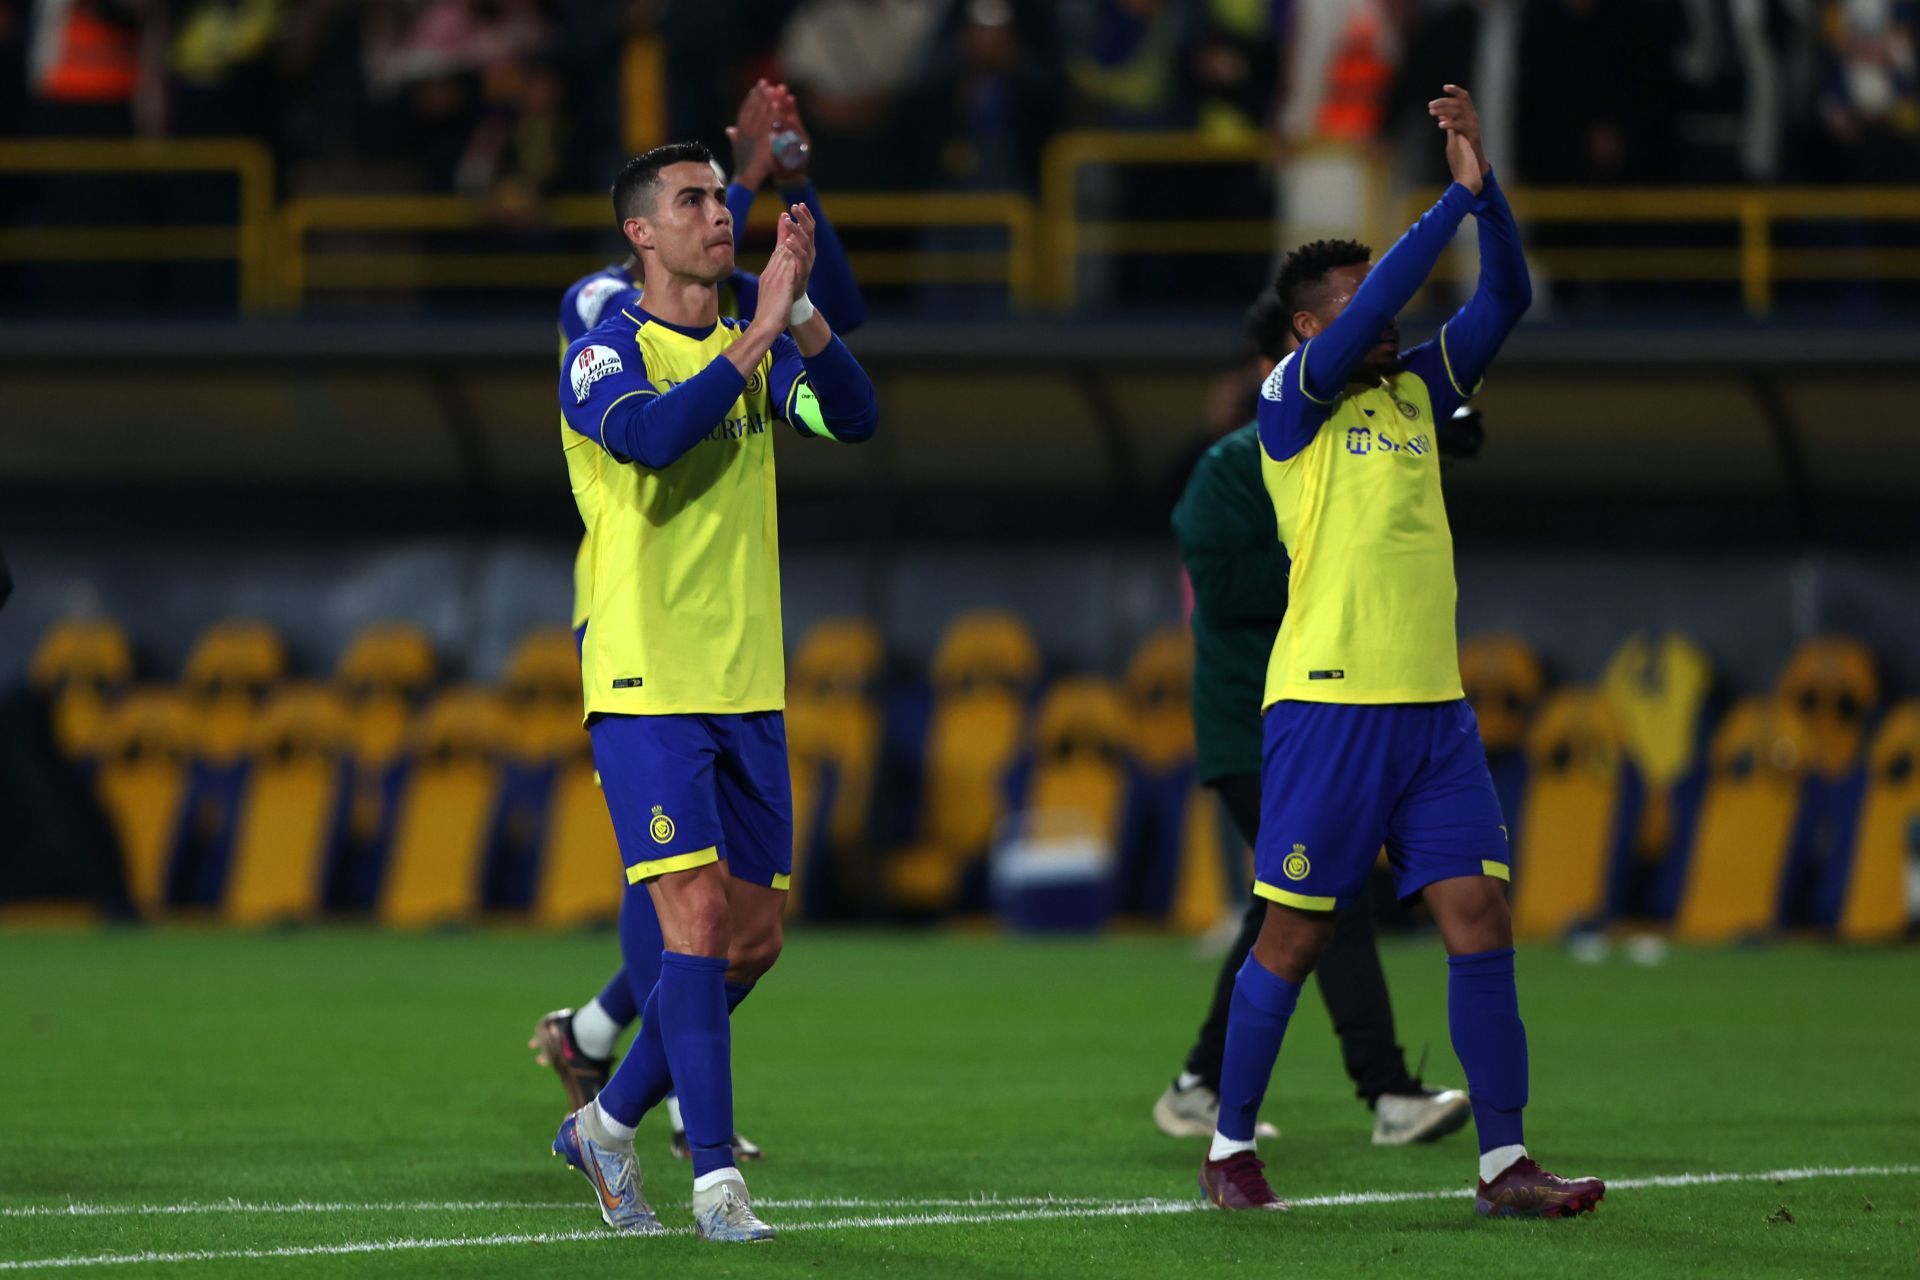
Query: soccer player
532,79,865,1163
1156,293,1478,1149
1198,86,1606,1218
551,141,878,1241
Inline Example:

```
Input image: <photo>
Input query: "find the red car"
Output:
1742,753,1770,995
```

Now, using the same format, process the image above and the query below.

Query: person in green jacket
1152,287,1485,1147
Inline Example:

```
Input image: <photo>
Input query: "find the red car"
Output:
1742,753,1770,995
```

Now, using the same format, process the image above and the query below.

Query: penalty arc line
0,1164,1915,1272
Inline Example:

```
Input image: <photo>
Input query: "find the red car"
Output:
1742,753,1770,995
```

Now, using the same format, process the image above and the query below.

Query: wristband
789,294,815,327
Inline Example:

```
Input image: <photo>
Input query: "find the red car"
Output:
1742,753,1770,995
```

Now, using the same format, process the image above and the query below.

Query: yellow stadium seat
1123,626,1195,773
1672,698,1813,942
338,624,438,700
1837,701,1920,942
786,617,886,914
378,687,507,928
1601,631,1715,860
1511,690,1628,939
1777,637,1880,782
1024,678,1130,845
30,617,134,759
1167,787,1230,935
1460,632,1544,756
184,620,286,700
504,628,586,707
887,611,1039,913
223,684,351,926
91,689,196,917
531,728,623,928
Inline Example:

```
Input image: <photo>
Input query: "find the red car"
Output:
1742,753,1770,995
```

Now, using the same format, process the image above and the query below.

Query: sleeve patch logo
572,345,624,403
648,805,676,845
1283,845,1311,880
575,277,627,329
1260,352,1295,402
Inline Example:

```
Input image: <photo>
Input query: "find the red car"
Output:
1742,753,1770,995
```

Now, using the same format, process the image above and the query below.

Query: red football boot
1199,1151,1290,1211
1475,1156,1605,1219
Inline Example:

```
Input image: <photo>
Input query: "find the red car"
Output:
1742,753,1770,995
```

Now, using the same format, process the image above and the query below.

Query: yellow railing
278,190,1036,309
4,135,1920,318
0,138,275,312
1394,186,1920,316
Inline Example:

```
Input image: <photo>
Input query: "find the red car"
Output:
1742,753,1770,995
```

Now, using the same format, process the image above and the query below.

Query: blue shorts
588,711,794,891
1254,699,1509,911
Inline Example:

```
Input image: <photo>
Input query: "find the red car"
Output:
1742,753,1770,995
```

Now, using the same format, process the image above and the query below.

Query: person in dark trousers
1152,293,1481,1149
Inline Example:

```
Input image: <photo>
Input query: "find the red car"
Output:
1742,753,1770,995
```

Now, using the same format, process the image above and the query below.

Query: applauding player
1198,87,1605,1219
551,142,877,1242
533,78,865,1165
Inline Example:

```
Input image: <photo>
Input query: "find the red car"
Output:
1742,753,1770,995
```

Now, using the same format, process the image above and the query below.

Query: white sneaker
692,1172,775,1242
1153,1080,1280,1140
1371,1088,1473,1146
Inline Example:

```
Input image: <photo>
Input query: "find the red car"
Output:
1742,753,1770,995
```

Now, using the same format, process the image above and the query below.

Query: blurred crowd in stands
6,0,1918,200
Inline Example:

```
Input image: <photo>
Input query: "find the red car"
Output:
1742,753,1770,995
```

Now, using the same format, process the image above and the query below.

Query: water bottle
771,128,810,174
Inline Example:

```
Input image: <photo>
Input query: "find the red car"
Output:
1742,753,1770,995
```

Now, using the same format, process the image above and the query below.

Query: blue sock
617,886,666,1018
1215,953,1302,1142
726,981,754,1013
657,951,734,1178
596,969,638,1028
595,980,671,1127
1447,947,1529,1154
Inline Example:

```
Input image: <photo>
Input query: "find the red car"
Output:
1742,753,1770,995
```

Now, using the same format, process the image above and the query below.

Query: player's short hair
1274,239,1373,325
612,142,717,227
1244,289,1291,361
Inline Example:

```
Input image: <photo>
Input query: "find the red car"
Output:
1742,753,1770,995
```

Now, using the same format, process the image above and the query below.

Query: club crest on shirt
572,345,624,403
1283,845,1311,880
649,805,676,845
575,276,629,329
744,366,764,397
1395,398,1418,419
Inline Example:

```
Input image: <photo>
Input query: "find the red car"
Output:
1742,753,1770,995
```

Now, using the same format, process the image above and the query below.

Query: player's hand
726,79,777,191
1431,84,1489,193
775,203,816,302
752,245,800,333
767,82,813,186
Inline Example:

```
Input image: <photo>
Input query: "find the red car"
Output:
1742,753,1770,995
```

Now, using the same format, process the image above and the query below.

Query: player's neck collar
631,304,718,341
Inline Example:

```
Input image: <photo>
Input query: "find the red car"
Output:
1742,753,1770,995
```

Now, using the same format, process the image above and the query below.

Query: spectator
1814,0,1920,181
1062,0,1189,129
778,0,954,188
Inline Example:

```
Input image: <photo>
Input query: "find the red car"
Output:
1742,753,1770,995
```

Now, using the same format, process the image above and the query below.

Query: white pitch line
1,1164,1914,1273
0,1195,1127,1220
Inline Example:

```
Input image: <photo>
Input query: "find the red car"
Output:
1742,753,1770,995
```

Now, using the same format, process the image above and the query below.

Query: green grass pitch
2,928,1917,1277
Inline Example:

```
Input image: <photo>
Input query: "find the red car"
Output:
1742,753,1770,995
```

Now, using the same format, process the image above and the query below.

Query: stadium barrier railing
7,135,1920,317
0,138,276,313
275,190,1037,309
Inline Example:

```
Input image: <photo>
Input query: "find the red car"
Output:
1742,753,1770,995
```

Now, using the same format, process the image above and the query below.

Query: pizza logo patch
572,345,624,403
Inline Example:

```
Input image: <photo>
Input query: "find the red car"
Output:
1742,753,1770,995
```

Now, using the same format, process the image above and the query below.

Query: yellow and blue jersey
1256,173,1530,710
559,305,876,720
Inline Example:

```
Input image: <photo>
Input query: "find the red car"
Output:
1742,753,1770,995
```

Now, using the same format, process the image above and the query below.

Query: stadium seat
1510,689,1633,939
1460,632,1545,756
1121,626,1213,925
530,725,622,928
331,625,439,910
1460,632,1546,854
786,617,886,918
337,624,438,700
1672,697,1814,942
90,689,196,917
1600,631,1716,917
378,687,508,928
494,632,597,917
1775,637,1883,927
222,684,352,926
166,621,289,908
1835,700,1920,941
886,611,1039,913
29,617,134,760
995,677,1133,929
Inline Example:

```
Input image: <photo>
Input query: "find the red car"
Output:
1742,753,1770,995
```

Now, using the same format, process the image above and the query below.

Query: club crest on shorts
648,805,676,845
1283,844,1311,881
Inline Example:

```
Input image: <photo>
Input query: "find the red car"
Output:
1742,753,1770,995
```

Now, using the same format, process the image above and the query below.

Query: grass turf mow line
2,1164,1913,1273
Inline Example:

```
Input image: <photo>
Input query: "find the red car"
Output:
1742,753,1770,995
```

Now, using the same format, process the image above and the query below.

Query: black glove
1437,405,1484,461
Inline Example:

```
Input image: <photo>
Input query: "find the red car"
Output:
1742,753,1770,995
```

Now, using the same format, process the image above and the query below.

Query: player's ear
1293,310,1322,341
624,215,653,253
